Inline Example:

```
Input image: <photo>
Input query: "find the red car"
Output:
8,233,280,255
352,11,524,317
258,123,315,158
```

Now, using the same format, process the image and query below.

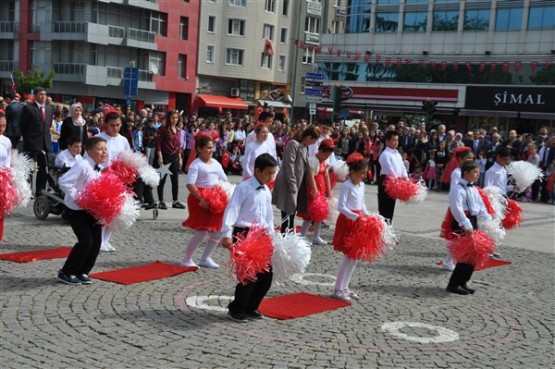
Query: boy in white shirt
55,138,83,169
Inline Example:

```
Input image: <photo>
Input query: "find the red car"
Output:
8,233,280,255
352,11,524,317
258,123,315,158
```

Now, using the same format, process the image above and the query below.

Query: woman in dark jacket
59,102,87,152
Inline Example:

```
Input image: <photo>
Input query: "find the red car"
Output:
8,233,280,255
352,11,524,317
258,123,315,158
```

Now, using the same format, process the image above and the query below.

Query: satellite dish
149,63,159,75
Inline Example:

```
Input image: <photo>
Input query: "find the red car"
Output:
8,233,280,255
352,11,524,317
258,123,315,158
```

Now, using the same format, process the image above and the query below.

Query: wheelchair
33,153,69,221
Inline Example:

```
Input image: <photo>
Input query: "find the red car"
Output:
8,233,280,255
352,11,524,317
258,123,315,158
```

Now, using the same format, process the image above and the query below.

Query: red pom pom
229,226,274,284
501,199,522,230
77,172,128,225
267,180,275,190
0,168,17,214
477,187,496,217
448,230,496,265
308,193,329,222
383,175,420,202
104,160,138,185
439,209,455,240
343,215,389,262
199,187,229,214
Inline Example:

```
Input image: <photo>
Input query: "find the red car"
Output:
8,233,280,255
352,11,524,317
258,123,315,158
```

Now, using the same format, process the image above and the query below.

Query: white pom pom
271,231,312,284
377,214,398,251
10,151,34,208
406,180,428,204
105,193,141,232
308,156,320,175
483,186,507,220
217,180,235,200
138,165,160,188
117,151,148,170
478,217,506,245
507,161,543,192
326,196,339,223
331,160,348,181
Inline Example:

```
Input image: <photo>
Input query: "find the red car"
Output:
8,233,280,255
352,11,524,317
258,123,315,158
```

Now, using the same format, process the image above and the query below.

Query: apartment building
316,0,554,132
0,0,199,112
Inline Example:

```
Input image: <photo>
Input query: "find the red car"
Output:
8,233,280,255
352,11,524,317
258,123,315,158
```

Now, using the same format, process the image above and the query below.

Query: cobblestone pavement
1,175,554,369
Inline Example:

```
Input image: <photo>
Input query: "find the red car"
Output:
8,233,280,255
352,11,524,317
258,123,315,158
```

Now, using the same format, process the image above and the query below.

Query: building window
206,45,214,63
178,54,187,78
151,12,167,36
404,11,427,32
528,5,555,30
282,0,289,16
464,9,490,31
278,55,286,71
139,51,166,76
302,48,314,64
261,53,272,69
405,0,427,3
263,24,274,40
305,17,321,33
495,7,522,30
180,17,189,40
346,2,370,33
208,16,216,32
208,0,216,2
229,0,246,7
228,19,245,36
377,0,398,3
226,48,244,65
432,11,459,31
265,0,275,13
375,13,399,32
332,21,340,33
280,27,287,43
333,0,341,6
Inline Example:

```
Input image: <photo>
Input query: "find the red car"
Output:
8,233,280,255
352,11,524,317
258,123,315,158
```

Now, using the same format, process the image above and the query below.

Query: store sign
305,32,320,46
466,86,554,113
306,1,322,16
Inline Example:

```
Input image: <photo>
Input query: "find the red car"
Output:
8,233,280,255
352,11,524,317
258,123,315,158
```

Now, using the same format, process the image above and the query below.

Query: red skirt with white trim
332,210,362,254
182,190,224,232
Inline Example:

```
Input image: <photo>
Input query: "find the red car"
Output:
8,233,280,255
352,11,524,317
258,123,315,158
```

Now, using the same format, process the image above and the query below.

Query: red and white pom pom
76,172,127,226
343,214,398,262
477,217,506,245
104,159,138,185
477,187,496,218
448,230,496,265
308,156,320,175
0,168,17,214
199,187,229,214
216,180,235,200
10,151,34,208
308,193,329,222
104,192,141,232
507,161,543,192
502,199,522,230
483,186,507,220
331,160,348,182
326,196,339,223
138,165,160,188
118,151,148,170
384,175,427,203
229,225,274,285
271,231,312,284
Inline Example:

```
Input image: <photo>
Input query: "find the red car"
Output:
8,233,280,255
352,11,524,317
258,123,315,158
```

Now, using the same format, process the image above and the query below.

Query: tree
530,65,555,85
12,68,55,94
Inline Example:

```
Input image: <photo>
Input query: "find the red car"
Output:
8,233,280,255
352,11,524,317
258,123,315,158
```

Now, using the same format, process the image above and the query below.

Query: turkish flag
264,39,274,55
221,150,231,168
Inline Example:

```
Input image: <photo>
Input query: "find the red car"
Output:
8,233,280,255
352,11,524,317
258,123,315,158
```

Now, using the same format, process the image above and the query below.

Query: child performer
446,161,491,295
484,146,513,195
55,138,83,169
221,153,278,322
298,138,335,245
0,113,11,241
378,130,407,223
331,153,370,302
57,137,108,285
181,135,228,268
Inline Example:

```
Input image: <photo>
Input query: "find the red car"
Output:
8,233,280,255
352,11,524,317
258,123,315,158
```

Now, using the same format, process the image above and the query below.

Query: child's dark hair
258,111,273,123
67,137,82,147
195,134,213,151
384,130,399,141
346,153,368,173
254,153,278,171
455,147,472,160
85,136,106,150
105,112,121,122
495,146,511,158
461,160,479,174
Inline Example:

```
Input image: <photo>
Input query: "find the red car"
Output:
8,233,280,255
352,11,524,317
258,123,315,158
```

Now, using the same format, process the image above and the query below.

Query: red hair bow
346,152,364,164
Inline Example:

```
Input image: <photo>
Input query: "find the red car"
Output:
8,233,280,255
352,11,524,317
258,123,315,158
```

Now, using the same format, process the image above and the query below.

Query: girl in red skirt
331,153,370,301
298,138,335,245
181,135,228,268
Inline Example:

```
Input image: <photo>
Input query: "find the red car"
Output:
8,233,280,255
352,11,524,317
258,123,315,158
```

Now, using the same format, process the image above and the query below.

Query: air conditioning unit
230,87,240,97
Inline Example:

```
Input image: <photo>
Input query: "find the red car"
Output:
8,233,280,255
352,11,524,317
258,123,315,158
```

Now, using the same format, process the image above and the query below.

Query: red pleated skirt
182,190,224,232
332,210,362,253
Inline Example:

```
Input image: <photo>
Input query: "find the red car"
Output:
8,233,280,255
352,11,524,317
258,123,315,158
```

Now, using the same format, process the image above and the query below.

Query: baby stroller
33,152,69,221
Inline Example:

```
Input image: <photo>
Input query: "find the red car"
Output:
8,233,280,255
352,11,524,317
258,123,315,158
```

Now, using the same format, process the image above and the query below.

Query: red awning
196,94,248,110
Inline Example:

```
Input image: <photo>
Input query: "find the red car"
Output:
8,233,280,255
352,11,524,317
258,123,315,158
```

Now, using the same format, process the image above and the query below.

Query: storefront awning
257,99,291,108
197,94,248,110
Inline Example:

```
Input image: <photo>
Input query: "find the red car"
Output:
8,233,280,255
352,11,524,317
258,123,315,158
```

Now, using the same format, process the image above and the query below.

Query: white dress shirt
58,157,102,211
379,147,408,178
448,179,491,231
186,158,227,188
221,176,274,238
94,132,131,167
242,139,278,179
449,167,461,192
0,135,12,168
484,162,512,194
246,130,277,159
337,178,370,221
55,149,83,169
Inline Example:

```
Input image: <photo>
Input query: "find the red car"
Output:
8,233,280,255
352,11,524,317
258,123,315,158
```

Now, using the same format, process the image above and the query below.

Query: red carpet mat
437,259,512,271
0,246,72,263
90,261,198,285
259,292,351,320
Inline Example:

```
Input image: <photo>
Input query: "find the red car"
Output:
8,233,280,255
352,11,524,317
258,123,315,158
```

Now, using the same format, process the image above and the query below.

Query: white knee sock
101,228,112,245
201,232,221,261
342,258,358,291
183,231,208,262
312,222,322,239
300,220,311,237
334,256,357,291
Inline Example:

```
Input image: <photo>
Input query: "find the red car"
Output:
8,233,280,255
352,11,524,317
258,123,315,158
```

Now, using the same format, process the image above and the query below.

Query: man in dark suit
471,134,487,155
19,87,53,197
3,92,23,149
399,127,415,153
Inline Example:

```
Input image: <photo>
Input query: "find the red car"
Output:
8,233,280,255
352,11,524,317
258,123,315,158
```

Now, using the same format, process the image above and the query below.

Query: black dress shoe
446,285,469,295
144,203,156,210
158,202,167,210
462,284,475,294
172,201,185,209
245,310,263,320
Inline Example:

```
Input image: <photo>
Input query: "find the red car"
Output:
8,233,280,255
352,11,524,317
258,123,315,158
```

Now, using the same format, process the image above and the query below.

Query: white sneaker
198,258,220,269
344,289,359,300
312,237,328,246
331,290,351,302
180,259,198,268
442,258,455,272
100,243,116,252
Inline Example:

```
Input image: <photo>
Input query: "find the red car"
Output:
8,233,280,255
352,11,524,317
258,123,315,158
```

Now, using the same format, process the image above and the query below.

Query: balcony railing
127,28,155,43
0,60,15,72
107,66,123,79
53,21,87,33
0,21,18,33
54,63,86,75
139,69,153,82
108,25,125,38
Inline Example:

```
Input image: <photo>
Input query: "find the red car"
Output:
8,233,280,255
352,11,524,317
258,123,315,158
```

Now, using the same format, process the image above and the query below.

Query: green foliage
12,68,55,94
530,65,555,85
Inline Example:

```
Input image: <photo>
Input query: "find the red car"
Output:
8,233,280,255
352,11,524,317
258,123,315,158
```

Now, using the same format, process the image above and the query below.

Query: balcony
0,60,15,77
125,28,157,50
53,21,87,34
0,21,18,38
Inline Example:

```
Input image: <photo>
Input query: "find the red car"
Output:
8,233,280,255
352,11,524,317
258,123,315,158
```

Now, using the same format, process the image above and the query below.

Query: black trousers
378,175,396,223
26,150,49,197
447,215,477,288
62,209,102,275
228,226,273,314
280,211,296,234
157,153,179,202
7,136,20,149
134,177,155,205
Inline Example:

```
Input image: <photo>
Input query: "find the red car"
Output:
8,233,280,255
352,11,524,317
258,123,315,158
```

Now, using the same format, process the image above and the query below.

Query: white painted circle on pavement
186,295,234,312
290,273,335,286
381,321,459,343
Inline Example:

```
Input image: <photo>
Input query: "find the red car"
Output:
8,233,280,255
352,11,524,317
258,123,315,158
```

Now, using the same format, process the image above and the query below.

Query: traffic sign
304,95,323,103
309,103,317,109
304,87,323,96
305,72,324,80
123,67,139,97
309,109,316,115
305,80,323,87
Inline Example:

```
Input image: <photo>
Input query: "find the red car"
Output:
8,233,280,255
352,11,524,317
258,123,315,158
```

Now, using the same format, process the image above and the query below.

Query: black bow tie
94,165,101,172
256,185,265,191
466,183,475,187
